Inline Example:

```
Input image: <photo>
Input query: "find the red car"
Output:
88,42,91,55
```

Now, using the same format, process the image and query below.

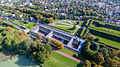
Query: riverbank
0,50,21,62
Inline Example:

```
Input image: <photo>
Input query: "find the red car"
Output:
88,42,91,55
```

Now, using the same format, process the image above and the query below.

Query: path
53,49,84,64
72,25,81,35
82,20,91,38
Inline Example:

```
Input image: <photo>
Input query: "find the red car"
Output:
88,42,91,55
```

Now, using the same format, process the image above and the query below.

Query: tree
83,60,91,67
0,17,2,21
37,35,42,40
35,39,41,44
29,44,52,64
98,48,109,59
44,44,52,53
59,42,64,49
5,26,14,33
94,52,104,65
15,31,27,42
20,39,34,51
93,64,103,67
106,58,120,67
46,37,51,43
110,50,119,58
90,42,99,51
73,25,77,29
94,38,99,42
53,40,64,49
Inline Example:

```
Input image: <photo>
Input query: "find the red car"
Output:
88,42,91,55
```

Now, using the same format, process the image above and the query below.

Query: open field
62,21,71,24
23,22,37,30
8,19,37,30
55,23,69,26
47,25,76,34
60,48,76,56
49,20,83,34
41,52,82,67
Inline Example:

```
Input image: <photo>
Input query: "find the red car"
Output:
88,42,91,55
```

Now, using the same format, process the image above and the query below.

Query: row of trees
19,8,58,24
81,34,120,67
53,40,64,49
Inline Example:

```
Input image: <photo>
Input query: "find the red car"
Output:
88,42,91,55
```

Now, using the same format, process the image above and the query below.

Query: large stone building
30,24,85,53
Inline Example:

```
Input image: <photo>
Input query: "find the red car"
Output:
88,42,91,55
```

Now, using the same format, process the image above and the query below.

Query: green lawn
94,35,120,49
89,25,120,37
63,22,71,24
47,25,76,34
0,52,3,54
78,21,83,26
55,26,76,34
60,48,86,61
55,23,69,26
60,48,76,56
23,22,37,30
41,52,82,67
72,21,76,24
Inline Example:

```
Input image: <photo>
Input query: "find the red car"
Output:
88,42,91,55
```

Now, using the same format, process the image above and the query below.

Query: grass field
89,25,120,37
55,23,69,26
60,48,76,56
48,25,76,34
55,26,76,34
63,22,71,24
23,22,37,30
72,21,76,24
94,35,120,49
41,52,82,67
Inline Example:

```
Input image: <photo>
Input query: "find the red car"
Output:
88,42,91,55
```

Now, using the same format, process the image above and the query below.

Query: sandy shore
0,50,21,62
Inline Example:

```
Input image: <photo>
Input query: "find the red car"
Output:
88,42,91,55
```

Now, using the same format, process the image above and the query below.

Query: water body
0,55,40,67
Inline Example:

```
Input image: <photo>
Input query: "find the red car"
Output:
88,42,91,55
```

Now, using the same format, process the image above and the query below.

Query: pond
0,55,40,67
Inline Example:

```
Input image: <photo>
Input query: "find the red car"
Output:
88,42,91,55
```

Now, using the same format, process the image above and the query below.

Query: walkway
53,49,84,64
72,25,81,35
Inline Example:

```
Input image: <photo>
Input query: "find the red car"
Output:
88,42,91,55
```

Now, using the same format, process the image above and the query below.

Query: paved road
53,49,84,64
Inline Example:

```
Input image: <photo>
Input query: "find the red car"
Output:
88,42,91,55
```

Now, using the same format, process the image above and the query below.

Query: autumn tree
53,40,64,49
0,17,2,21
105,58,120,67
94,52,104,65
5,26,14,33
83,60,91,67
35,39,41,44
46,37,51,43
110,50,119,58
37,35,42,40
93,64,103,67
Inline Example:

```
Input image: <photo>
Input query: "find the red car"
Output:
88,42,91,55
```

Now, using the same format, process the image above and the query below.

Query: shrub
53,40,64,49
